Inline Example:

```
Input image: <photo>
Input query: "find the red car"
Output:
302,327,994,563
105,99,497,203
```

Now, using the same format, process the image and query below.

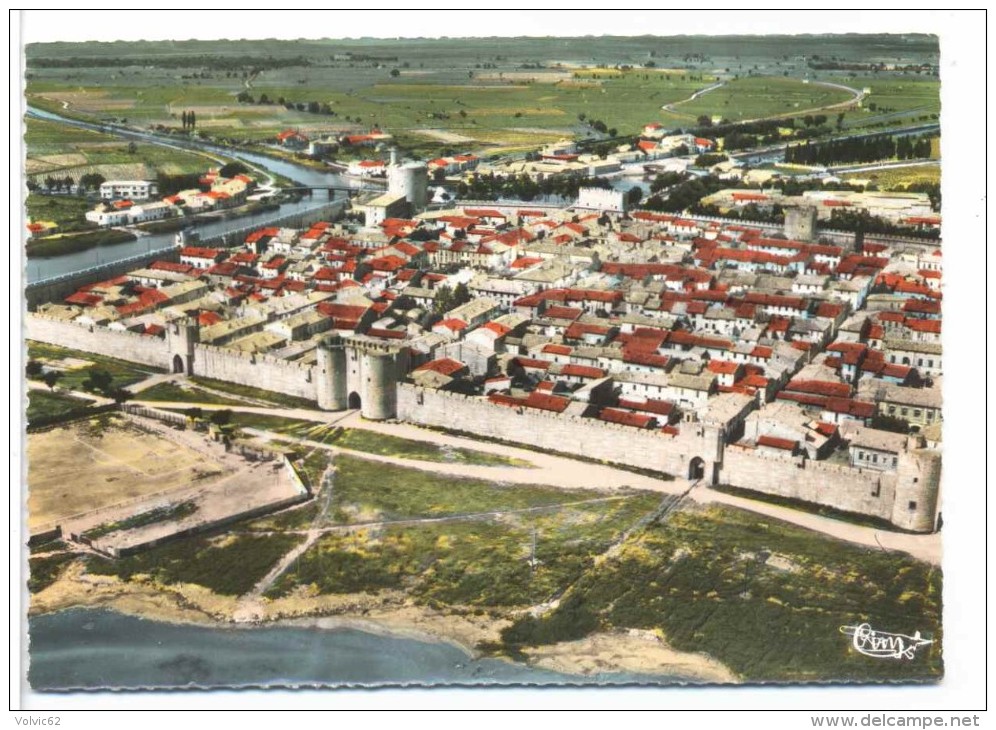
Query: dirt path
662,79,865,126
126,400,940,563
131,400,683,493
690,484,941,565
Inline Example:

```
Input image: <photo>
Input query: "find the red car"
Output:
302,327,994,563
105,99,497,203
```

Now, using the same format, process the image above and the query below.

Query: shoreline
29,563,739,685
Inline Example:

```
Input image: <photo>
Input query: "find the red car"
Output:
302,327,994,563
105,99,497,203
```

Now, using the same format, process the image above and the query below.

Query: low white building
576,187,626,213
100,180,158,200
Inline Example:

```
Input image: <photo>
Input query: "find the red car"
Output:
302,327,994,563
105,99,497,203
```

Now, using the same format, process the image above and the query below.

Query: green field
843,162,940,189
268,493,661,606
24,36,939,159
221,411,532,468
327,454,606,522
24,194,92,232
662,76,857,124
186,376,317,409
138,381,246,406
26,389,95,424
26,341,160,392
834,78,941,131
500,504,942,682
86,532,303,596
25,117,222,182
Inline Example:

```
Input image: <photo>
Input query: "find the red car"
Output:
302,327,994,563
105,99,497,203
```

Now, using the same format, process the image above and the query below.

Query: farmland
661,76,858,124
25,117,221,183
24,35,939,159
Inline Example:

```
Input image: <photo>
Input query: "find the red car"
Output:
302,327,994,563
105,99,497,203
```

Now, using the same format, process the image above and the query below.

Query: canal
24,106,377,283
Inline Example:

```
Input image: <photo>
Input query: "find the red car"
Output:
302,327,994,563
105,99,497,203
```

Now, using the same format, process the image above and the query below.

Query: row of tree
784,134,935,166
30,172,106,194
30,54,311,70
180,110,197,130
455,173,611,202
640,174,729,213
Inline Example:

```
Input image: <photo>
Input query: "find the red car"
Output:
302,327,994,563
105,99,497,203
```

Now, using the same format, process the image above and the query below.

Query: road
122,396,943,564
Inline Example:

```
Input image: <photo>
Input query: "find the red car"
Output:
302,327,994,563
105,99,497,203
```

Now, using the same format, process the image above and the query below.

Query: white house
100,180,158,200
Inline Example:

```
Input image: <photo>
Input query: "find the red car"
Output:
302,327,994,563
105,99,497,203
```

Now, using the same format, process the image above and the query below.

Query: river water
28,609,686,691
24,107,372,284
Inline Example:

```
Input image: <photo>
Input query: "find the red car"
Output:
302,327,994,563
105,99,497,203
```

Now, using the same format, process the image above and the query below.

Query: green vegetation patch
330,454,605,522
25,194,93,233
26,390,94,424
27,341,161,391
138,382,245,406
226,412,531,467
28,552,78,593
82,501,199,541
501,504,942,682
268,491,662,606
187,376,318,409
333,427,532,468
671,76,856,123
86,532,303,596
26,228,137,259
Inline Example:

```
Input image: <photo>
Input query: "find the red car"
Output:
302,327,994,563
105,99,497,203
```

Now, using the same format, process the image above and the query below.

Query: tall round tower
387,162,429,213
890,448,942,533
315,335,348,411
361,352,397,420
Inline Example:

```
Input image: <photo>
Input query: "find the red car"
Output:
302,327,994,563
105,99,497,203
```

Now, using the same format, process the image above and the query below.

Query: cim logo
840,623,934,660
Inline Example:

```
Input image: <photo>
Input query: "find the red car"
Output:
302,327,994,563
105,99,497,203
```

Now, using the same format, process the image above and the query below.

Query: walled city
26,157,943,533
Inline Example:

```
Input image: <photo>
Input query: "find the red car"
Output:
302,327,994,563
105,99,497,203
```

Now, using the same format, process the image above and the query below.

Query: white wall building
100,180,158,200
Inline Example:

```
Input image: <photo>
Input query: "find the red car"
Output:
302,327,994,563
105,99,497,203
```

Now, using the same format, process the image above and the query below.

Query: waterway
28,609,684,691
25,107,377,284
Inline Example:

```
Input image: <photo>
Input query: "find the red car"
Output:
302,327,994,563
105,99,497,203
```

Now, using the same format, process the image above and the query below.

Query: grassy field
187,376,318,409
843,162,940,189
24,193,93,233
267,489,663,606
25,117,219,184
663,76,856,123
28,553,79,593
326,454,607,522
24,36,939,161
85,532,303,596
26,228,137,259
222,411,532,468
25,390,95,424
500,504,942,682
137,381,246,406
833,78,941,131
26,341,161,391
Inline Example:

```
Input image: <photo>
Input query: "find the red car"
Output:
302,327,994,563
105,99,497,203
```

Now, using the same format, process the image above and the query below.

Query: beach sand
30,563,739,685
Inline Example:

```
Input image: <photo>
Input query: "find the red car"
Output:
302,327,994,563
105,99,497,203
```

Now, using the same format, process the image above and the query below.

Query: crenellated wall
26,314,170,369
398,384,722,478
193,343,318,401
720,445,900,522
26,313,941,533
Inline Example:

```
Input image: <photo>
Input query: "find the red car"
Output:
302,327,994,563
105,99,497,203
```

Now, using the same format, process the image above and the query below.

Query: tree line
455,173,611,202
29,55,311,70
784,134,935,166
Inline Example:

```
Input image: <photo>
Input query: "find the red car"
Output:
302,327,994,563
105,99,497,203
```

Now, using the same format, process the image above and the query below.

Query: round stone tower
890,447,942,533
315,335,348,411
387,161,429,213
361,352,397,421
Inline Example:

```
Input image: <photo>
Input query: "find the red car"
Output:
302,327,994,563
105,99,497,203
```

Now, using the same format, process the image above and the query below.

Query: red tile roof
414,358,467,377
599,409,655,429
758,435,797,451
